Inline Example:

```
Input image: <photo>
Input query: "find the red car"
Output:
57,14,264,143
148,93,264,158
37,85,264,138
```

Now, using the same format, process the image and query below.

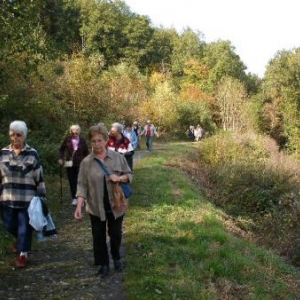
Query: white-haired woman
58,124,89,205
0,120,46,268
107,122,134,170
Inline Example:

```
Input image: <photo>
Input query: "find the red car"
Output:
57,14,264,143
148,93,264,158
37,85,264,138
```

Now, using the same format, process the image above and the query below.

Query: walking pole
59,166,63,204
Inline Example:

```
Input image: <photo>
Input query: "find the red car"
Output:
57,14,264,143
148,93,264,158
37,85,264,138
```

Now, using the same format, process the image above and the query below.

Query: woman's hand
74,197,85,220
74,207,82,220
108,174,121,183
108,174,128,183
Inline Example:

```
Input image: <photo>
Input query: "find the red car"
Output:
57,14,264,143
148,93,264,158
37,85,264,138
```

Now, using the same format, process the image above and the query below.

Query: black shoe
114,260,124,272
97,265,109,278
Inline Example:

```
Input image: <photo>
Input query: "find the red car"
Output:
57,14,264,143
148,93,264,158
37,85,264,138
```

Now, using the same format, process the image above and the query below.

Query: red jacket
107,134,134,155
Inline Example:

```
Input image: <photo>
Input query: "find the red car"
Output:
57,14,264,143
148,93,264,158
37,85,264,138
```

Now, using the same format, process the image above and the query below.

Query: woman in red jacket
107,122,134,170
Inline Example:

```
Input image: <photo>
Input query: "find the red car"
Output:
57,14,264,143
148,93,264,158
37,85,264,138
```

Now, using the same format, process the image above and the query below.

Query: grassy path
0,149,151,300
1,143,300,299
0,199,127,300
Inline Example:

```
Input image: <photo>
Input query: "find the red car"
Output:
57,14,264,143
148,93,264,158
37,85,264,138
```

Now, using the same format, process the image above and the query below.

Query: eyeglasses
10,132,23,137
71,132,79,135
91,139,104,144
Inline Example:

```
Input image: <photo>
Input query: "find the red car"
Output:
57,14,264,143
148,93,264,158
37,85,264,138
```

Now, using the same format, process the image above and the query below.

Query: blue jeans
1,204,33,252
146,136,153,151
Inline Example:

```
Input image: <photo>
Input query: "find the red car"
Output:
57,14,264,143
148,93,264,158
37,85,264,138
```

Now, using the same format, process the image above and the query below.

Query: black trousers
89,212,124,266
125,155,133,171
125,150,134,171
66,166,79,199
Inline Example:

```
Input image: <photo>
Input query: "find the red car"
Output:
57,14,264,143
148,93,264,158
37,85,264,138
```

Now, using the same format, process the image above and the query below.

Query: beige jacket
76,149,133,220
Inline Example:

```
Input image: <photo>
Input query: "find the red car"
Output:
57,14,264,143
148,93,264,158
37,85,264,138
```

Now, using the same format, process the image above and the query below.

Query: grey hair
111,122,123,133
88,123,109,141
9,120,28,138
69,124,81,134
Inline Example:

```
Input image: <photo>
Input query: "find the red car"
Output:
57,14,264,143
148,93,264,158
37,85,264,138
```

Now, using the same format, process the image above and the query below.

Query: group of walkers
0,119,158,278
187,124,205,142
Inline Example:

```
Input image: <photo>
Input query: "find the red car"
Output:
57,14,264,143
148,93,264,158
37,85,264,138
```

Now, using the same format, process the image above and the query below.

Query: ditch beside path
0,148,152,300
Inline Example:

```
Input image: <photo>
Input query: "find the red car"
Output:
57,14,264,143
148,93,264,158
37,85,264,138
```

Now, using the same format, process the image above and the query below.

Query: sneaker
16,255,28,268
71,199,78,205
97,265,109,278
114,260,124,272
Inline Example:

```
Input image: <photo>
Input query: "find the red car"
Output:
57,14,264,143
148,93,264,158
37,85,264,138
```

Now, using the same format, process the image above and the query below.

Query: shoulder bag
64,150,76,168
95,159,132,211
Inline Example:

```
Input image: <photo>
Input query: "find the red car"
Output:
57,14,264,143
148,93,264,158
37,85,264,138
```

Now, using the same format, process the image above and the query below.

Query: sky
124,0,300,78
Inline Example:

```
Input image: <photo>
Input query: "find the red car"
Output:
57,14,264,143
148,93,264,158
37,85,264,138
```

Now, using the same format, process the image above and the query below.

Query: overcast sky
124,0,300,77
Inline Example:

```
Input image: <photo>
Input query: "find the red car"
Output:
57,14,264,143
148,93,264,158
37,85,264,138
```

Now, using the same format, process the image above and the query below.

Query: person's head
146,120,151,125
124,123,132,132
88,124,109,153
133,121,138,126
110,122,123,138
9,120,28,148
69,124,81,136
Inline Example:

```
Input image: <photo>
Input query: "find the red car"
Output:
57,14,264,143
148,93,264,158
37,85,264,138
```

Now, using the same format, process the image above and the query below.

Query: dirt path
0,149,151,300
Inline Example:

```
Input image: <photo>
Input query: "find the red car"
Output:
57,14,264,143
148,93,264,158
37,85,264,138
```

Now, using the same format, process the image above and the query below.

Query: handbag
96,159,132,203
63,160,73,168
120,182,132,198
112,183,128,212
64,150,76,168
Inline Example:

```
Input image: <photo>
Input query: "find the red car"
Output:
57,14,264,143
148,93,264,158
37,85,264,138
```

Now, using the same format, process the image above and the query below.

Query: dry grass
176,132,300,265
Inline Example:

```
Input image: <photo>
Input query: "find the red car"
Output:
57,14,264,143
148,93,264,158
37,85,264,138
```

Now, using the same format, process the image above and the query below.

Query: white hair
69,124,81,134
111,122,123,133
9,120,28,138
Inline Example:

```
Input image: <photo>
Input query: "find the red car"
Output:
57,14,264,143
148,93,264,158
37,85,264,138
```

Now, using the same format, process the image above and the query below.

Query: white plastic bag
28,196,47,231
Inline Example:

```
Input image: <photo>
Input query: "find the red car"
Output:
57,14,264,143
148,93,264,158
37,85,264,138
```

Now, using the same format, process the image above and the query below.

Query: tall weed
196,131,300,257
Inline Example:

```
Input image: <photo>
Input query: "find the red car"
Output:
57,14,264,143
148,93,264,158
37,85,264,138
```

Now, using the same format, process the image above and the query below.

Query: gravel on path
0,149,151,300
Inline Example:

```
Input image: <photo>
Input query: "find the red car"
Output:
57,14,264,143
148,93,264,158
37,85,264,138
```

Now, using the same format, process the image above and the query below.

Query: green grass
125,142,300,299
1,141,300,299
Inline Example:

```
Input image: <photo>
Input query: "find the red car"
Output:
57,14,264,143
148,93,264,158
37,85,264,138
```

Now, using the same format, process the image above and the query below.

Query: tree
39,0,81,56
263,48,300,152
176,87,216,134
122,14,154,69
203,40,247,91
143,27,178,74
78,0,154,68
101,62,149,122
0,1,48,60
171,28,204,77
56,52,108,126
182,58,211,94
215,76,248,132
0,0,49,89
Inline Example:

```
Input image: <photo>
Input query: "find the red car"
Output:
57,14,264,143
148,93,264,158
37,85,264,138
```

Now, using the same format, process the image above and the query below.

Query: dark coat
58,136,89,167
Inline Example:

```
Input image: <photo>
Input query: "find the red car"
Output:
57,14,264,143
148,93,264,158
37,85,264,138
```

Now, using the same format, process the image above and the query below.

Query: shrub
199,132,300,215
